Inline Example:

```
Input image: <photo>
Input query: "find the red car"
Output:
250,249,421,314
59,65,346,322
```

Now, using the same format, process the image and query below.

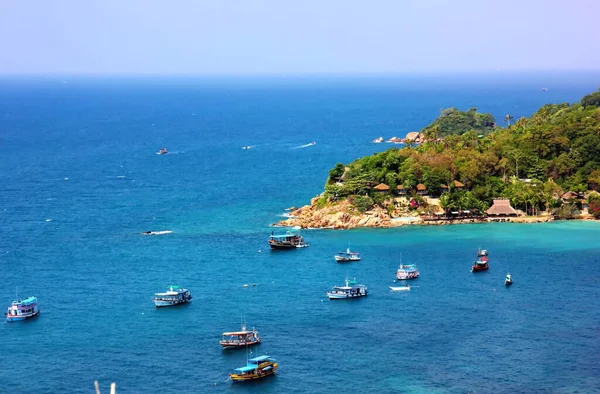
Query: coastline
274,196,597,230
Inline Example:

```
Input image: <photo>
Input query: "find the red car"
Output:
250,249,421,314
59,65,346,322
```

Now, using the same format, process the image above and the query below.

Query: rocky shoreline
274,195,593,230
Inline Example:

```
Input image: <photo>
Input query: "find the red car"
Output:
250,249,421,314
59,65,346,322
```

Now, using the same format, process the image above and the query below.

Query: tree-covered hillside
324,89,600,216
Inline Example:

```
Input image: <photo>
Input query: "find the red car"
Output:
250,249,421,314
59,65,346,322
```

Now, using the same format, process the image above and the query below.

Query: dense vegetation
324,89,600,217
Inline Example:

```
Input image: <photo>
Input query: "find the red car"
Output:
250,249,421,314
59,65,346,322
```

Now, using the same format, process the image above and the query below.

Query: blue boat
5,296,40,322
153,285,192,307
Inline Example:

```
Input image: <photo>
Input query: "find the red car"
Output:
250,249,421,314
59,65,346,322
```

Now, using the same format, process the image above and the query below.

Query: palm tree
505,114,514,127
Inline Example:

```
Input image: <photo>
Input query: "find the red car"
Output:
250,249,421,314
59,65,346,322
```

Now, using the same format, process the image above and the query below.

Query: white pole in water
110,383,116,394
94,381,101,394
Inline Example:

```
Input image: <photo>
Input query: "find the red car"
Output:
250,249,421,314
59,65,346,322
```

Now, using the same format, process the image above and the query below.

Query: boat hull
472,264,489,272
389,286,410,291
335,257,361,263
154,299,191,308
326,293,367,299
269,243,308,250
230,363,278,382
505,280,513,286
220,339,261,348
5,310,40,322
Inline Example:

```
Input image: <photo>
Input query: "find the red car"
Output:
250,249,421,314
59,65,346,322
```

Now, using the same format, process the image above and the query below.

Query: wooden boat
472,249,489,272
389,285,410,291
334,248,361,263
230,355,278,382
505,273,513,286
220,322,261,348
326,276,368,299
268,229,309,249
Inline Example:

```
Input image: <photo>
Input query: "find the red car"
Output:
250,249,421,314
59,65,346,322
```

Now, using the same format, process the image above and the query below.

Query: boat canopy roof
14,297,37,305
222,330,254,336
235,364,258,373
248,355,272,363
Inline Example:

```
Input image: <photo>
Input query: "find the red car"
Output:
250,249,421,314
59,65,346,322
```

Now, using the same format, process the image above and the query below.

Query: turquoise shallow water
1,74,600,393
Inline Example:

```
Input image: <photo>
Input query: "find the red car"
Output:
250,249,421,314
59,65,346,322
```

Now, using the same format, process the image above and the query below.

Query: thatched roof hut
486,199,518,216
561,191,578,200
396,185,407,194
373,183,390,192
416,183,427,191
453,180,465,188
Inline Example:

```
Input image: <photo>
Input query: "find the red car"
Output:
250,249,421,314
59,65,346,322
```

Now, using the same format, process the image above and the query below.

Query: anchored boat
153,285,192,307
472,249,489,272
220,322,261,348
230,355,278,382
389,285,411,291
5,296,40,322
326,276,368,299
505,273,513,286
268,229,309,249
335,248,361,263
396,264,419,280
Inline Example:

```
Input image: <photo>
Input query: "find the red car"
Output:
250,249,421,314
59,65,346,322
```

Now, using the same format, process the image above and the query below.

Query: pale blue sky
0,0,598,75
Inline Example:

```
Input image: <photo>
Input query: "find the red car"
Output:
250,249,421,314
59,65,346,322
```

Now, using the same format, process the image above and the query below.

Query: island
277,89,600,229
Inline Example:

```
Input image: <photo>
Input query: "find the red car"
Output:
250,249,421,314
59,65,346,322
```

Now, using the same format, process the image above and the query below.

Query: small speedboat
141,230,172,236
389,285,410,291
505,273,513,286
156,148,168,155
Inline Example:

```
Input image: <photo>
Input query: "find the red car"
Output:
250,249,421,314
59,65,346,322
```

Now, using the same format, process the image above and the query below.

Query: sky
0,0,599,75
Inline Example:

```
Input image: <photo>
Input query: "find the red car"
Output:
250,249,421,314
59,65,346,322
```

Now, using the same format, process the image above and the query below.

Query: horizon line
2,69,600,78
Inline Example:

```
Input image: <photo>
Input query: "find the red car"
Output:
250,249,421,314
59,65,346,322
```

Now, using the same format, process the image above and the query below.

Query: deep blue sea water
1,73,600,393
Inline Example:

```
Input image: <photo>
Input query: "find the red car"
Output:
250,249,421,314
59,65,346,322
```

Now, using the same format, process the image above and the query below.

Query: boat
334,248,361,263
396,264,419,280
220,322,261,348
229,355,278,382
326,276,368,299
141,230,172,236
156,148,168,155
389,285,410,291
371,137,384,143
268,229,309,249
505,273,513,286
472,249,489,272
5,296,40,322
153,285,192,307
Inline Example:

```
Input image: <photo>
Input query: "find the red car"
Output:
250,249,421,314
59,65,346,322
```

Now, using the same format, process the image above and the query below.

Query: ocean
1,72,599,393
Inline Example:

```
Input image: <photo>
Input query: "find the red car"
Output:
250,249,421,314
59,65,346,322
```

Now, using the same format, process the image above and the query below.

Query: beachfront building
373,183,390,193
486,198,519,217
397,185,407,195
416,183,428,196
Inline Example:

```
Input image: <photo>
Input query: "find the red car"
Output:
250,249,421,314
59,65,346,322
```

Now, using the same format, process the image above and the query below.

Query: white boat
142,230,172,236
396,264,419,280
326,276,368,299
389,285,410,291
153,285,192,307
371,137,384,143
334,248,361,262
